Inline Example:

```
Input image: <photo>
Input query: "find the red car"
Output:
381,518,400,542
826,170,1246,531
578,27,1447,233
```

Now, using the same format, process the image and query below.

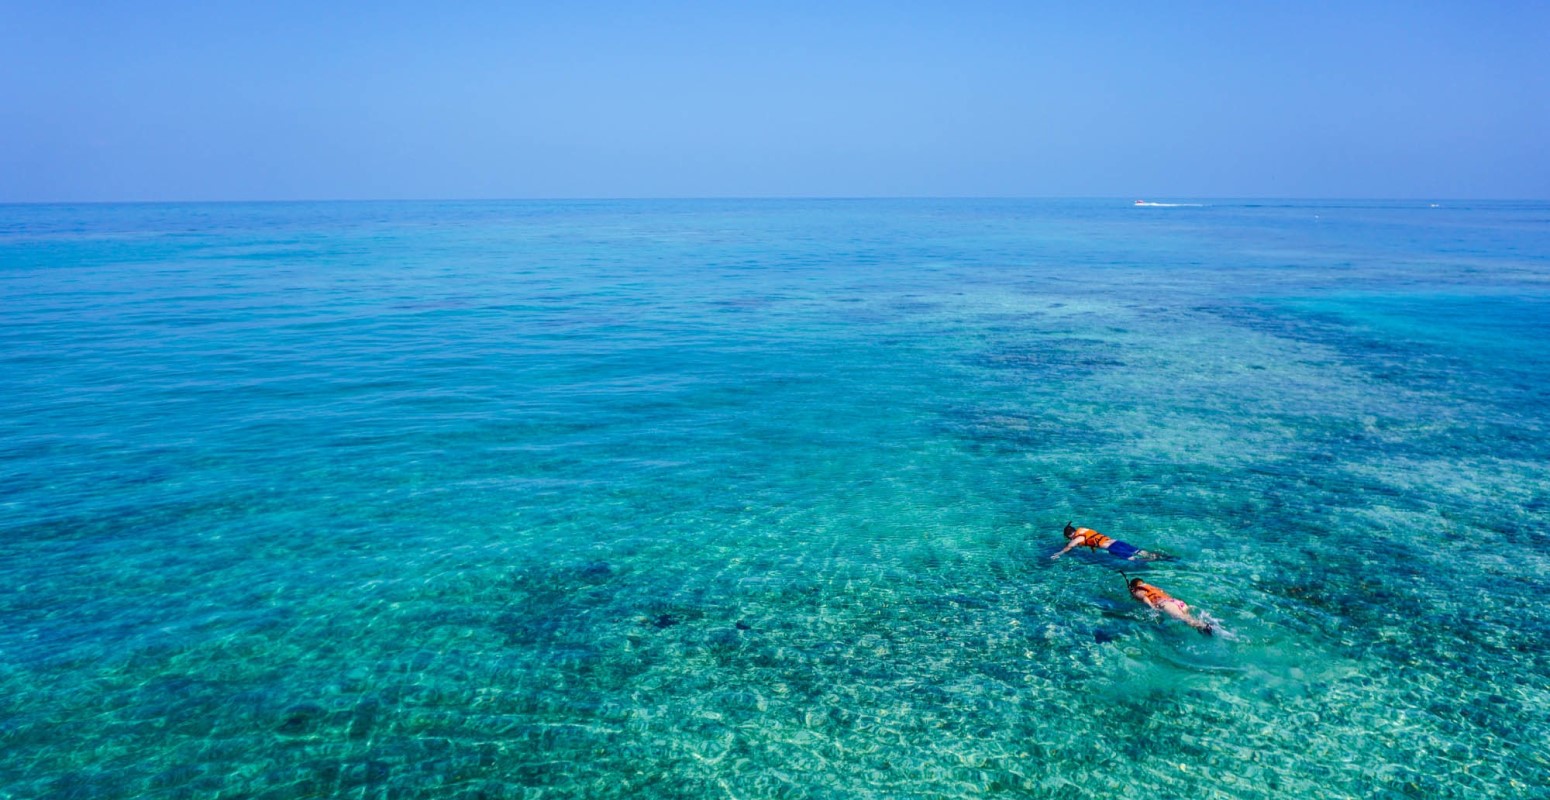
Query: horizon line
3,195,1545,207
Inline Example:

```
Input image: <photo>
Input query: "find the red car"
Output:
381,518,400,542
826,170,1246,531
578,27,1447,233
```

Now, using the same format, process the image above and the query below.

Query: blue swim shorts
1107,540,1141,559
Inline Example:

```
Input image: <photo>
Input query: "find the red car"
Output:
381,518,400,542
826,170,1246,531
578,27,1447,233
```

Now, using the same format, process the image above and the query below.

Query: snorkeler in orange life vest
1127,576,1214,636
1050,522,1159,561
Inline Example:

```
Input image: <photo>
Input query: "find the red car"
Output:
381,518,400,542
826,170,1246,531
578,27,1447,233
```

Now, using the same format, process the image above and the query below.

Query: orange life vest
1130,581,1172,607
1071,527,1112,551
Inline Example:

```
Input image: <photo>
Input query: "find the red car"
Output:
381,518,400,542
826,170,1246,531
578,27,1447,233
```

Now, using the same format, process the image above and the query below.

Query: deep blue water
2,199,1547,799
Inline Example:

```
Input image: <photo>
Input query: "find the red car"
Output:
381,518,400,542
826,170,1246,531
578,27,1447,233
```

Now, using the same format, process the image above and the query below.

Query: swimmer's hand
1049,553,1062,560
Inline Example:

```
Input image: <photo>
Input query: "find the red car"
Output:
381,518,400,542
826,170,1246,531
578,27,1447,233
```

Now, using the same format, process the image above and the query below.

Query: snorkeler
1126,575,1214,636
1050,522,1159,561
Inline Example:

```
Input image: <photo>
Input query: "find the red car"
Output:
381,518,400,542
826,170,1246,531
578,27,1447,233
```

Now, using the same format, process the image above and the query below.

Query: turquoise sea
2,199,1547,799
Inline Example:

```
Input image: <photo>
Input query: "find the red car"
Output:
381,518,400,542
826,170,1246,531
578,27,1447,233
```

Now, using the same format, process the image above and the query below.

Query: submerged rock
276,703,326,736
577,561,613,584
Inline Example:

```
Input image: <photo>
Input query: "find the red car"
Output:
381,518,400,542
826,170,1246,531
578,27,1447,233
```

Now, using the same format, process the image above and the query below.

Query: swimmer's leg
1159,600,1212,634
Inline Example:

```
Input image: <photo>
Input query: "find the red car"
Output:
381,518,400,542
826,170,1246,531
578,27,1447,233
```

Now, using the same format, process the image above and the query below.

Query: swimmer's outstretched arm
1050,536,1084,559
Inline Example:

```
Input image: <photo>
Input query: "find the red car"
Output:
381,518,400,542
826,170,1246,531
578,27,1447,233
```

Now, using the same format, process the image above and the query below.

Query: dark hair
1063,521,1077,536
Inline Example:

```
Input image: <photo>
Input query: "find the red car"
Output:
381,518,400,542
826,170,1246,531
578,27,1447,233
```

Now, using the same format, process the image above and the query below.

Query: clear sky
2,1,1546,201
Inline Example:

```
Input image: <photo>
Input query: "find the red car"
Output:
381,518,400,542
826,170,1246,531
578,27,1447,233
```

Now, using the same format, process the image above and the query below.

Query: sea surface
2,199,1547,799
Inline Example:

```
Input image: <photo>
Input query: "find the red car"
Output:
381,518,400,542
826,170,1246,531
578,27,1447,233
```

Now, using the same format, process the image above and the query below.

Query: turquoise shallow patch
1,200,1547,798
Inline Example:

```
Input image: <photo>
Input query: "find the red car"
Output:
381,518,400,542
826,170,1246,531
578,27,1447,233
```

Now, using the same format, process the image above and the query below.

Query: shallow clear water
2,199,1547,799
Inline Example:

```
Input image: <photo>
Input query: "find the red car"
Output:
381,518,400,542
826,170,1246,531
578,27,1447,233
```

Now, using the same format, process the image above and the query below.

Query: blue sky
2,1,1546,201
